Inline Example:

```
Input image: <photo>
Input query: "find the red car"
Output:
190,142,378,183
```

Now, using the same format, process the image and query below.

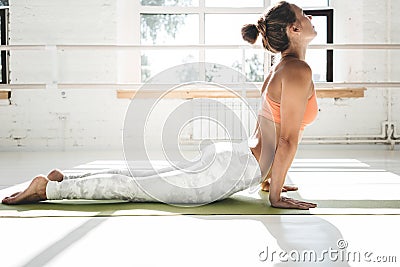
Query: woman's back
251,58,316,177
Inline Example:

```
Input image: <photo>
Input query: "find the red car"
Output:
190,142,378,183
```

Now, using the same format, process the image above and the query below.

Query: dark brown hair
241,1,297,53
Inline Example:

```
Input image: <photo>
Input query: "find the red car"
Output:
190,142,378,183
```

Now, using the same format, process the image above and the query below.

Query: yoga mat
1,187,400,217
1,160,400,217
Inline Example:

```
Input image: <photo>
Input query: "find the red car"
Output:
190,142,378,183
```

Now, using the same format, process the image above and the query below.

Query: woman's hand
270,196,317,210
261,179,298,192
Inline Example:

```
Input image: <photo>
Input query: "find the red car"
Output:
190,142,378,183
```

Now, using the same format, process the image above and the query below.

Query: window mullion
1,9,8,84
305,9,334,82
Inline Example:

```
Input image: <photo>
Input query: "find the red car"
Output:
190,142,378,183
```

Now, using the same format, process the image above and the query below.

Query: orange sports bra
258,90,318,130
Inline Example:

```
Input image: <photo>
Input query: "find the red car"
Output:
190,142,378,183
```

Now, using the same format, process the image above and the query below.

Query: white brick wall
332,0,392,82
305,88,390,137
0,0,399,151
2,0,121,151
9,0,117,84
9,0,116,44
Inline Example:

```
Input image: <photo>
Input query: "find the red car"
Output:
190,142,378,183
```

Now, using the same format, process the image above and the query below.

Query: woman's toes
2,176,49,205
2,196,13,204
10,192,21,197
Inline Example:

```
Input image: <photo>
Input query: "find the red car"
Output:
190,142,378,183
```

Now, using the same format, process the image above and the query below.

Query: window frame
0,8,8,84
305,8,334,82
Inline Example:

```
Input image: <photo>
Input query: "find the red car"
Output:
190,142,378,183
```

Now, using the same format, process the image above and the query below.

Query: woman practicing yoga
2,1,318,210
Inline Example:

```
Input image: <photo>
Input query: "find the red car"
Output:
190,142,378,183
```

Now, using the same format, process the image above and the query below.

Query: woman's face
290,4,317,41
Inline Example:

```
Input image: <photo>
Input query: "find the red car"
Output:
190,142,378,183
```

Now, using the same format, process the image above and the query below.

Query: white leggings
46,140,262,205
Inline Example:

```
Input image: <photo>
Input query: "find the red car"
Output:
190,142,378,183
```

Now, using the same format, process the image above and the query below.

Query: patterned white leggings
46,140,262,205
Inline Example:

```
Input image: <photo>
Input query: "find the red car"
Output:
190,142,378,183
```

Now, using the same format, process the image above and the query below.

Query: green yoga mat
1,188,400,217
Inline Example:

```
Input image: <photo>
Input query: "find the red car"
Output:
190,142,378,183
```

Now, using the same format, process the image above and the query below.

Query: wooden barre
0,88,366,100
116,88,366,99
0,90,10,100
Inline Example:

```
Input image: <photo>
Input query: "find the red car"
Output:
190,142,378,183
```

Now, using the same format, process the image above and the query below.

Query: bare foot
261,180,298,192
47,169,64,182
2,176,49,205
270,196,317,210
6,169,64,198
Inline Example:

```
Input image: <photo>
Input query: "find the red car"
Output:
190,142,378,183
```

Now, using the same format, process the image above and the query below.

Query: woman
243,1,318,209
2,1,317,210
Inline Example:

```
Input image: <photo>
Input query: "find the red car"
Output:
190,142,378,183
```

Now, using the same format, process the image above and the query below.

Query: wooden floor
0,144,399,266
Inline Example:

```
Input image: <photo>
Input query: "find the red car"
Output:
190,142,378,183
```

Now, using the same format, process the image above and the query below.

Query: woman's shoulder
261,59,312,96
283,59,312,76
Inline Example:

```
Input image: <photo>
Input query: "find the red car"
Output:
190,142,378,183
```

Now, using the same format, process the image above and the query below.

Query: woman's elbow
278,136,298,151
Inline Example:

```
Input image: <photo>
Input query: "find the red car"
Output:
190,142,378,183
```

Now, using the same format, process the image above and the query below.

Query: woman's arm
268,61,317,210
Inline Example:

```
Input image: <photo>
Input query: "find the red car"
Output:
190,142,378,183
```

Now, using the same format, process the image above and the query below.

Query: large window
0,1,8,84
139,0,333,83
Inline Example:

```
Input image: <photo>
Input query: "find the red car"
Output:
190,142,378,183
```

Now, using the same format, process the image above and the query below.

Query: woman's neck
281,46,308,61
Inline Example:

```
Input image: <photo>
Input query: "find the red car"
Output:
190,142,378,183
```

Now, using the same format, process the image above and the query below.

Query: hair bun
241,24,259,44
257,17,266,34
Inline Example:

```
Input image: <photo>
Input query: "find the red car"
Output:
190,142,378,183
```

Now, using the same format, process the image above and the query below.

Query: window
204,13,265,82
140,13,199,81
0,2,8,84
139,0,333,83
